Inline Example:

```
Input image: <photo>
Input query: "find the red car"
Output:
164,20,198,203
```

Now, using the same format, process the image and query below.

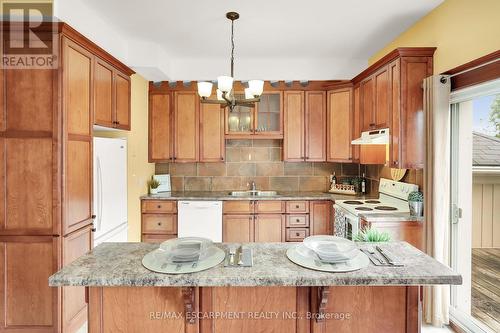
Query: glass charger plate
142,246,225,274
286,244,369,272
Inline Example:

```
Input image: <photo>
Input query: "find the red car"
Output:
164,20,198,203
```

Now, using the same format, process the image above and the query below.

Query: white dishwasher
178,201,223,242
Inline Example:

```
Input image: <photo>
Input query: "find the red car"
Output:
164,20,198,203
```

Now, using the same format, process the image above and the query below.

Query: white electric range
333,178,418,240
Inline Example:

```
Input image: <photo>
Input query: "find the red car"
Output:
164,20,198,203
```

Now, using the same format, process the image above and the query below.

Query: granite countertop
49,242,461,287
140,191,369,201
359,213,424,223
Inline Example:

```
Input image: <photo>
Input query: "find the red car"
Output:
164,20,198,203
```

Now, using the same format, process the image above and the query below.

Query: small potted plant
148,178,160,195
408,191,424,217
354,226,391,242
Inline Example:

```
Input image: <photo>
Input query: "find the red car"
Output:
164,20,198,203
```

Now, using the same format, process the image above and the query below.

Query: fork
367,247,384,264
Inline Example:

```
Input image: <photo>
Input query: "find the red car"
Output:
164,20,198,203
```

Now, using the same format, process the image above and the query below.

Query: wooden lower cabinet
0,236,59,333
88,286,420,333
89,287,198,333
310,286,419,333
141,200,178,242
310,201,332,235
360,219,424,250
254,215,285,242
223,200,332,243
223,215,254,242
62,225,93,333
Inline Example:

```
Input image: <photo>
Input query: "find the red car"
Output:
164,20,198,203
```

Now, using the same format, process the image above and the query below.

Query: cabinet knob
221,157,224,161
296,219,300,222
296,232,300,237
157,205,162,208
91,214,96,219
295,205,299,208
393,160,398,165
157,222,162,226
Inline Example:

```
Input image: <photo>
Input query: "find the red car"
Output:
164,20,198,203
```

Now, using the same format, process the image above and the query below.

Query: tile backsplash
155,140,362,192
155,140,423,193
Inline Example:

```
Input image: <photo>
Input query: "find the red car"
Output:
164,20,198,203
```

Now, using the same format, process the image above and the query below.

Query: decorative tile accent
225,147,241,162
197,163,226,176
299,176,328,191
284,162,313,176
170,176,184,191
170,163,197,176
255,162,283,177
155,163,170,174
211,177,241,191
269,177,299,192
240,147,269,161
269,148,282,161
226,162,256,176
184,177,211,191
313,162,340,176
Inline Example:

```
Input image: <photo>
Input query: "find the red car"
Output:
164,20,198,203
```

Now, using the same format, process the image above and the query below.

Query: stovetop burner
355,207,373,211
344,200,364,205
364,200,381,204
375,206,398,211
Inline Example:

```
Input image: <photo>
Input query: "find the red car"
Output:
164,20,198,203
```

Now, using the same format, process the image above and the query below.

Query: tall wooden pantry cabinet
0,22,133,332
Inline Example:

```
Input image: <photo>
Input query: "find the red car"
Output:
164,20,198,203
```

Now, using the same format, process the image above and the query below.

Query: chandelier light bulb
217,76,234,93
244,88,253,100
197,81,213,98
248,80,264,97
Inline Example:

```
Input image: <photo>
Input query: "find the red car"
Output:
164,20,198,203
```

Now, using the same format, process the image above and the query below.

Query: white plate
303,235,356,259
287,244,369,272
142,246,225,274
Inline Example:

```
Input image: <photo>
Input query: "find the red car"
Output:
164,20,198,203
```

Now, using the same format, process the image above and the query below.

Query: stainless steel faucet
249,181,256,192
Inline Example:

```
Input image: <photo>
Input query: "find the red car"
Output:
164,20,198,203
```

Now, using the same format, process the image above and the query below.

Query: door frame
448,79,500,333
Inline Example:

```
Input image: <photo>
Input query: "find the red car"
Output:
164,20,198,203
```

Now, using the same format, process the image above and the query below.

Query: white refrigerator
93,137,128,245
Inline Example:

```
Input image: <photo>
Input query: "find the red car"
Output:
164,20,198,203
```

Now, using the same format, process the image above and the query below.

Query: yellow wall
94,74,154,242
369,0,500,73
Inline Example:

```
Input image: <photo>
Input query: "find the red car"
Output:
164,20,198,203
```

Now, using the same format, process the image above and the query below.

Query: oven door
333,204,359,240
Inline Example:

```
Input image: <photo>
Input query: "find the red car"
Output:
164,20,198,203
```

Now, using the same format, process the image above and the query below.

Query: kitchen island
49,242,461,333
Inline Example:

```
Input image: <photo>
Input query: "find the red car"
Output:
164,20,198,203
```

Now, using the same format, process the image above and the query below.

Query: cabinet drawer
286,228,310,242
255,201,284,214
286,201,309,213
142,200,177,214
142,234,177,243
142,214,177,234
223,201,254,214
286,215,309,228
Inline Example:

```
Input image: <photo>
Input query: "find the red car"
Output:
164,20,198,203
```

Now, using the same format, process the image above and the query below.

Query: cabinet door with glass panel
225,91,283,138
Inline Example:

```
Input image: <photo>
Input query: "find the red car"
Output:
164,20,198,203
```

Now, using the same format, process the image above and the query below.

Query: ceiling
55,0,443,81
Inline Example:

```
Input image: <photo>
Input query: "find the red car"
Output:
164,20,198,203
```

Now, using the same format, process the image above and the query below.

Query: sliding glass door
449,80,500,333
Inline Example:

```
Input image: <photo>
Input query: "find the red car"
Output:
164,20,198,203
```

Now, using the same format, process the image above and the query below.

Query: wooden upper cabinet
327,88,353,162
374,66,390,129
254,92,283,137
173,91,199,162
360,77,375,132
352,85,361,162
389,58,401,168
93,58,131,131
94,59,114,127
200,103,225,162
305,91,327,161
284,91,305,161
149,94,172,162
114,71,131,130
398,56,433,169
64,38,93,137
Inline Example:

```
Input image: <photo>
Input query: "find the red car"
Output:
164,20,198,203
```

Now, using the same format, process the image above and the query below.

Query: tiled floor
472,248,500,332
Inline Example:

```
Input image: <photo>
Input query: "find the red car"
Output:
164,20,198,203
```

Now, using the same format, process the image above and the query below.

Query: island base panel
88,286,420,333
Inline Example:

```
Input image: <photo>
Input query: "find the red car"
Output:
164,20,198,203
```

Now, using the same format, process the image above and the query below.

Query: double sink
229,190,279,197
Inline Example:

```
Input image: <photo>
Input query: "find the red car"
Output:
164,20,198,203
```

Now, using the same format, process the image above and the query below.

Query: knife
376,246,403,266
236,246,243,265
360,249,383,266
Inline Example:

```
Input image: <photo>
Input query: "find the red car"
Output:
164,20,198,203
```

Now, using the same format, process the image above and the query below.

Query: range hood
351,128,389,145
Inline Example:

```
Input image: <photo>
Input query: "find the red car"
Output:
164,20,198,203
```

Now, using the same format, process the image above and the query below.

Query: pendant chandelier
197,12,264,111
